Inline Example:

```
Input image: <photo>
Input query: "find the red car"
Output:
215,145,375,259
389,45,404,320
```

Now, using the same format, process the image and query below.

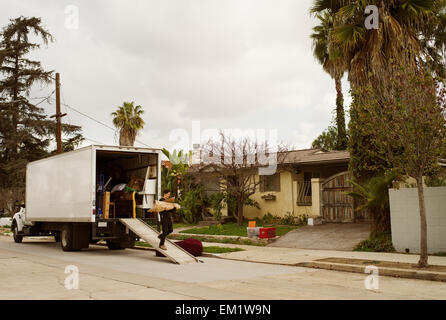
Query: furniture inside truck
95,150,158,220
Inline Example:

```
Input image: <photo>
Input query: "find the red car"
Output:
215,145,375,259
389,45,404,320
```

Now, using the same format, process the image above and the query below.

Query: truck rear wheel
61,224,74,251
12,221,23,243
106,240,125,250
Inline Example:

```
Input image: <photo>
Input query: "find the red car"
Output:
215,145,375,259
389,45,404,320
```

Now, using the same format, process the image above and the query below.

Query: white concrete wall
389,187,446,254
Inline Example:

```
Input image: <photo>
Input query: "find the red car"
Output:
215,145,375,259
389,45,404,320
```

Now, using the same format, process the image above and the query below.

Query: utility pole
50,73,66,154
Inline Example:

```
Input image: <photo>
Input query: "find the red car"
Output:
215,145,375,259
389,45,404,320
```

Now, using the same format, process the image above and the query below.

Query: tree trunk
237,199,244,226
10,49,20,160
335,76,347,150
416,175,428,268
370,207,391,235
119,130,133,146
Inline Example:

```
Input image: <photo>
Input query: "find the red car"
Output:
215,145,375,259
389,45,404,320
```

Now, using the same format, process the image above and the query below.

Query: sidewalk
214,245,446,266
171,229,446,268
207,244,446,282
133,238,446,282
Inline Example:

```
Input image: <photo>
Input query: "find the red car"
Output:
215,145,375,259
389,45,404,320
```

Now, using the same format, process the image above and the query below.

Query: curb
210,254,446,282
297,261,446,282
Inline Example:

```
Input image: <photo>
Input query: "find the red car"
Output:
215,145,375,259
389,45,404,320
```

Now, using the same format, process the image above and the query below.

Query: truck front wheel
61,224,74,251
12,221,23,243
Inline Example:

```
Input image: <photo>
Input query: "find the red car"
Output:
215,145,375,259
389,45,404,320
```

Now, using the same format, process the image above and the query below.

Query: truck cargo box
25,145,161,223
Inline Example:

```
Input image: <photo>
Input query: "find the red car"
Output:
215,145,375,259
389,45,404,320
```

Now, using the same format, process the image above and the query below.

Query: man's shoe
159,245,167,251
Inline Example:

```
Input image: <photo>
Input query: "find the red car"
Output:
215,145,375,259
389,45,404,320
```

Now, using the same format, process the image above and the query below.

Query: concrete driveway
268,223,371,251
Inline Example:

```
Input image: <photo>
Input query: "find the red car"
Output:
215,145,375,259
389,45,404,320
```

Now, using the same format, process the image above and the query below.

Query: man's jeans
159,211,173,246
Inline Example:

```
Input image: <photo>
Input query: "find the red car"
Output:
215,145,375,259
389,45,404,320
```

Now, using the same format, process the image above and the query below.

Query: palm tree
311,0,446,91
346,172,398,235
311,11,348,150
111,102,145,146
161,148,189,197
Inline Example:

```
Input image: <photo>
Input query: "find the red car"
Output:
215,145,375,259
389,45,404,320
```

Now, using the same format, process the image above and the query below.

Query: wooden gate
321,171,354,222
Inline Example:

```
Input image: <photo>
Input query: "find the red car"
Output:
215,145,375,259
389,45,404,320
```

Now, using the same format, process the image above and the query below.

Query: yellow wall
243,171,314,219
203,164,348,220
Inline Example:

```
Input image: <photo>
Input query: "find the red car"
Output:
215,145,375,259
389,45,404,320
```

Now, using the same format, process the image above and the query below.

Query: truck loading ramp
119,218,199,264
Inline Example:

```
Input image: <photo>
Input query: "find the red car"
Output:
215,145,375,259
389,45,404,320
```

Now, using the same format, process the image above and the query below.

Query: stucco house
189,148,362,223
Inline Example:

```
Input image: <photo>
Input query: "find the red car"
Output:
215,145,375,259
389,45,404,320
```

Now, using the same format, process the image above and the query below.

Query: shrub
279,213,309,226
353,231,395,252
261,212,280,224
208,192,226,221
280,213,295,225
178,187,204,224
433,252,446,257
295,214,309,226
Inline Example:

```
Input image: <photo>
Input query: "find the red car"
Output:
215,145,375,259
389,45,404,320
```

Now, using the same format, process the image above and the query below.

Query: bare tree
199,131,287,226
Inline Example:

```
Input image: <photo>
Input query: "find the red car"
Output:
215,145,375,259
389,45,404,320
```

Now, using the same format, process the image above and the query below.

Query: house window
304,172,312,197
260,173,280,192
297,172,313,206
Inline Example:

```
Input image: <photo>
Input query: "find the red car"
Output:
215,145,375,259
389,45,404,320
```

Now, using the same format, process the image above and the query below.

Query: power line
35,90,56,106
54,83,152,148
60,100,152,148
61,102,117,132
61,92,72,125
84,137,107,145
6,91,55,105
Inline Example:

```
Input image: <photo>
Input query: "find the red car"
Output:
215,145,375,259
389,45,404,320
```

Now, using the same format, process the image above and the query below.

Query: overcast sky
2,0,351,152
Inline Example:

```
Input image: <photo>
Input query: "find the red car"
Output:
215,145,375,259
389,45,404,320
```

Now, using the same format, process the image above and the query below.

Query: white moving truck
12,145,162,251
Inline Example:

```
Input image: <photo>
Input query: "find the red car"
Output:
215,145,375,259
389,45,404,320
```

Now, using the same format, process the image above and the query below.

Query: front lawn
179,222,299,237
202,246,245,254
143,221,196,230
168,234,266,246
173,222,196,229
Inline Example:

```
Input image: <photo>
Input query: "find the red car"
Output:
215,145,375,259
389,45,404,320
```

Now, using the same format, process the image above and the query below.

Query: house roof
280,148,350,166
188,148,350,173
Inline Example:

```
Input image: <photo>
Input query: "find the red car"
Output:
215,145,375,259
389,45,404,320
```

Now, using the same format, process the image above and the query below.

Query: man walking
158,189,175,250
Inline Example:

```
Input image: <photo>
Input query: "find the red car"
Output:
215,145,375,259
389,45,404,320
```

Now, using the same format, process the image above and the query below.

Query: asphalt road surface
0,236,445,300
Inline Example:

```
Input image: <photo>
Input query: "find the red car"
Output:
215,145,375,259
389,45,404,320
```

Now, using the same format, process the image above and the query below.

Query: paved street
0,235,445,300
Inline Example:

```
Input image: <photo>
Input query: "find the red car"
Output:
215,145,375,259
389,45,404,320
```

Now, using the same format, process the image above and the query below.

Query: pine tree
0,16,82,190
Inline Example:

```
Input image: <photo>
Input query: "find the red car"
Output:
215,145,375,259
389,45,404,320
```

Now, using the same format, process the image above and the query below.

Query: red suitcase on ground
259,227,276,239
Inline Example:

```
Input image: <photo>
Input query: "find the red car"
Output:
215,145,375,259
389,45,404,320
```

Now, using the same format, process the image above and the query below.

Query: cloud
0,0,350,151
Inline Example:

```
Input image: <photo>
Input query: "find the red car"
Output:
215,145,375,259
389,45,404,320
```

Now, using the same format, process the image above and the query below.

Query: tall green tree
111,101,145,146
311,125,340,151
0,16,82,190
357,70,446,267
310,0,446,180
310,11,348,150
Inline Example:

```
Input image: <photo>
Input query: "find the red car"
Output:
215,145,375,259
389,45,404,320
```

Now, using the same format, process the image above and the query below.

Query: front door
321,171,354,222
